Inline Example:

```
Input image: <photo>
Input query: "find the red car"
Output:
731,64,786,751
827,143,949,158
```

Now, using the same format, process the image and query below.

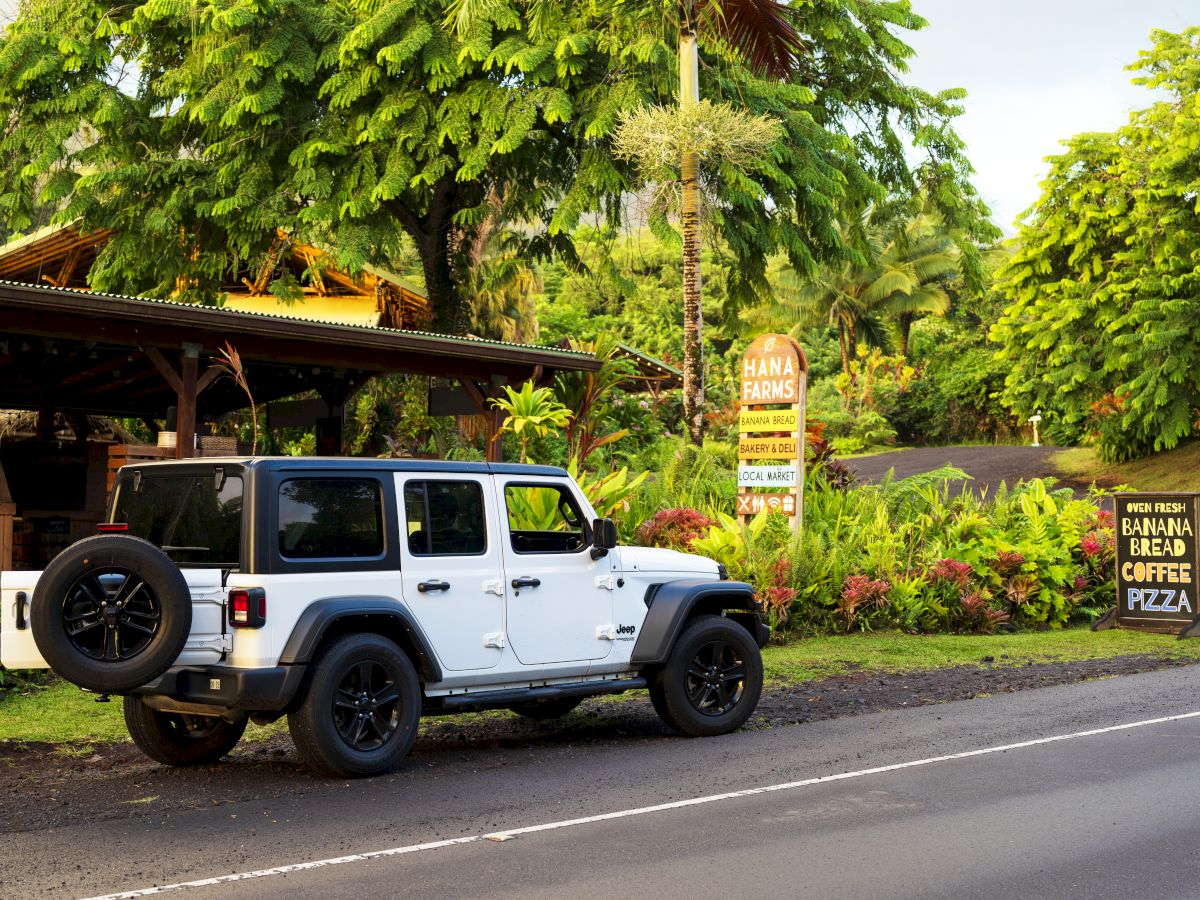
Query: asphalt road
5,665,1200,899
846,445,1071,496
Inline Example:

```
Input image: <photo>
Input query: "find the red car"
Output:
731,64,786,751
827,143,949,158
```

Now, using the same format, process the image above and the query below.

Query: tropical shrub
636,508,716,552
630,462,1119,637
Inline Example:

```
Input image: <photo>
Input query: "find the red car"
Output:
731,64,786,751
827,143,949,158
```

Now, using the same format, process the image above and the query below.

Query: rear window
112,472,244,567
278,478,384,560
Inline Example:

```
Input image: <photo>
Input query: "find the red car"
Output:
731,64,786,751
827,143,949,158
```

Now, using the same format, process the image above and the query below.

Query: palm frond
700,0,805,79
860,267,914,305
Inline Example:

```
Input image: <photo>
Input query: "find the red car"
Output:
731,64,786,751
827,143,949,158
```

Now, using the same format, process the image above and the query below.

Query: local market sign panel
737,334,807,526
737,465,798,488
1114,493,1200,632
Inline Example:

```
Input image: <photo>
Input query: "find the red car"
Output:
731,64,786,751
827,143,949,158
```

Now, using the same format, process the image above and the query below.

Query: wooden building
0,223,681,570
0,279,599,569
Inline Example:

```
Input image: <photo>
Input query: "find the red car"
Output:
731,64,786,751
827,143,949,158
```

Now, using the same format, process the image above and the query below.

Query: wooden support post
145,344,208,459
0,459,14,571
35,398,55,441
487,408,504,463
177,349,198,460
460,378,503,463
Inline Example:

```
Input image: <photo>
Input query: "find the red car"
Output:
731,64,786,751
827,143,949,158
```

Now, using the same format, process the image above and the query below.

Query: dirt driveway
844,445,1077,496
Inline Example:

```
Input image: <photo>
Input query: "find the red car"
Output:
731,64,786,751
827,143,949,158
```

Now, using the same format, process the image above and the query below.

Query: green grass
763,627,1200,682
3,628,1199,746
837,444,910,460
0,684,284,748
1054,441,1200,493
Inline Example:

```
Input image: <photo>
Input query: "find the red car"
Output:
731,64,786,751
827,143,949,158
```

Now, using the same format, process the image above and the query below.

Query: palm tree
669,0,803,444
444,0,803,444
748,213,959,374
463,249,541,345
870,214,960,356
461,191,541,344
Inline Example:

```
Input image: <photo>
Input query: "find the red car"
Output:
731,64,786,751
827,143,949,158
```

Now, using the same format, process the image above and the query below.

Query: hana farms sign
737,334,808,526
741,336,804,404
1114,493,1200,631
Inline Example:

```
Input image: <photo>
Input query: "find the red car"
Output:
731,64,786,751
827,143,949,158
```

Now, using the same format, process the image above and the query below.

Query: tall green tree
991,27,1200,461
0,0,989,343
0,0,636,330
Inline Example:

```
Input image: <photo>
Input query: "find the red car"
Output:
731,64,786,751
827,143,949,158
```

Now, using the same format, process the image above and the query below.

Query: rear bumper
133,664,307,711
756,622,771,648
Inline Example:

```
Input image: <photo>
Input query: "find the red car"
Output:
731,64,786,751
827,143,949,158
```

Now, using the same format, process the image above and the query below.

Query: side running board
437,676,647,710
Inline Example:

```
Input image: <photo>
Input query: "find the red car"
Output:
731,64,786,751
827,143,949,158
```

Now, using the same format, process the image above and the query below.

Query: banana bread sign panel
1114,493,1200,632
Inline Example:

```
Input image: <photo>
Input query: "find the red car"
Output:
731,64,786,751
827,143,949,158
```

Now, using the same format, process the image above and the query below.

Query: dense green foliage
631,448,1117,636
991,27,1200,462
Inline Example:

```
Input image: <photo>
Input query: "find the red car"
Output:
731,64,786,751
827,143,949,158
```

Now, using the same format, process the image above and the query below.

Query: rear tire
650,615,763,737
509,697,583,721
124,696,246,766
288,634,421,778
32,535,192,694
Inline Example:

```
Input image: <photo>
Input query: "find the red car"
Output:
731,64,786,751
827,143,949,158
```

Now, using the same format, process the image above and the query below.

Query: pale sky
0,0,1194,234
904,0,1195,233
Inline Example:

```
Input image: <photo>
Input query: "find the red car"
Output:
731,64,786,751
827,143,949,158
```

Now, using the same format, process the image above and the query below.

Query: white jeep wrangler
0,458,766,777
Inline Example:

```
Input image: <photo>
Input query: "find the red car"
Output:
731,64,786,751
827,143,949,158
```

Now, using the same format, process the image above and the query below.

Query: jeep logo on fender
616,624,636,640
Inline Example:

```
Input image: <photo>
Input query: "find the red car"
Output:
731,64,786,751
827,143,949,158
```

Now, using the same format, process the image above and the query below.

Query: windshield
111,471,244,568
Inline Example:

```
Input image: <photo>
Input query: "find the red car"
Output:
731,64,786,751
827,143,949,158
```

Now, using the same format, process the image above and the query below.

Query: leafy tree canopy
0,0,989,331
991,27,1200,461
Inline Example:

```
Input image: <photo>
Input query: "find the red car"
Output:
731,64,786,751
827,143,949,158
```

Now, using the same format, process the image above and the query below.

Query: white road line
84,709,1200,900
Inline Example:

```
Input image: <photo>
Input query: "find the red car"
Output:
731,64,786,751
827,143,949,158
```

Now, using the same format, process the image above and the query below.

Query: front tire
649,615,763,737
124,696,246,766
288,634,421,778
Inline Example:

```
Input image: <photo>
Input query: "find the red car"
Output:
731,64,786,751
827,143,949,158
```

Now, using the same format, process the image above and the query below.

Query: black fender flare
629,580,766,666
279,597,443,684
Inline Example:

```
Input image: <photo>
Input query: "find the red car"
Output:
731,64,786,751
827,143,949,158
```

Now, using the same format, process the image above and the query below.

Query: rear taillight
97,523,129,533
228,588,266,628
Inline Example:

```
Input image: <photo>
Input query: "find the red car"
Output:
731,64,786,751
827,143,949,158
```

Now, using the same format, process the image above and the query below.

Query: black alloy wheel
31,534,192,693
62,567,161,662
648,614,764,737
124,695,248,766
288,633,421,777
684,638,746,717
333,660,402,752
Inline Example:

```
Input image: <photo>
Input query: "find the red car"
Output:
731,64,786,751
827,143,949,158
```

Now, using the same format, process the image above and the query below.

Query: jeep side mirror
590,517,618,559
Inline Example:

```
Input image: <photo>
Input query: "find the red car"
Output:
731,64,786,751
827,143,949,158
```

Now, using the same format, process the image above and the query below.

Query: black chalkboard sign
1114,493,1200,632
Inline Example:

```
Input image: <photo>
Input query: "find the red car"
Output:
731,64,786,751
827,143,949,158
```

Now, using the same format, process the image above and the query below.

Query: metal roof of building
0,278,595,363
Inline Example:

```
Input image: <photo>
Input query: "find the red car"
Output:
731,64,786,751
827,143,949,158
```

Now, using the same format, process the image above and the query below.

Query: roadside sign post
1098,492,1200,638
737,334,808,534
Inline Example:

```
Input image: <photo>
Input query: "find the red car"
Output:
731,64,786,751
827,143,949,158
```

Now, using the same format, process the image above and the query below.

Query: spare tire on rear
31,535,192,693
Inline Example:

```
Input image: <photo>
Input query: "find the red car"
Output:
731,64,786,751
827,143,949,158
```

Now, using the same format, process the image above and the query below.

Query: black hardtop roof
126,456,570,478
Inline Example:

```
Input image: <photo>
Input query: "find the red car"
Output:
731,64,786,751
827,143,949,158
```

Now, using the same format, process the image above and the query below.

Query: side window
404,481,487,556
504,484,587,554
278,478,383,559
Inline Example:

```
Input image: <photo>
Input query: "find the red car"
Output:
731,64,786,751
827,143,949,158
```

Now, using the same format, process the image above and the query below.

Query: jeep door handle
417,580,451,593
511,576,541,589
